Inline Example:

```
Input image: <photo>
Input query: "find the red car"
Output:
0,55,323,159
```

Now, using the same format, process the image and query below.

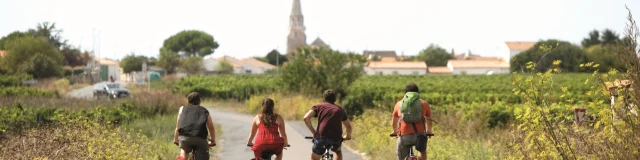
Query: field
178,71,636,159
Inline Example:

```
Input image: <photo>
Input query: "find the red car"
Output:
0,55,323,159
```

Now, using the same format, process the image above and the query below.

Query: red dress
252,115,285,158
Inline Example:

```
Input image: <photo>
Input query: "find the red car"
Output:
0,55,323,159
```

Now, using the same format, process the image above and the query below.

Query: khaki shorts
396,134,428,160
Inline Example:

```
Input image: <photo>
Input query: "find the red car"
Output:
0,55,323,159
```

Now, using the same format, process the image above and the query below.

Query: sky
0,0,639,61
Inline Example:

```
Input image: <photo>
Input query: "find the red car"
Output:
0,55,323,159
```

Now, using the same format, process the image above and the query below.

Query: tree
157,48,181,74
417,44,453,66
601,29,620,45
0,31,29,50
585,44,626,72
119,54,146,74
162,30,219,57
581,30,601,48
30,22,66,48
1,36,63,78
281,46,366,95
216,60,234,74
264,49,288,66
511,40,588,72
180,56,204,75
60,46,91,67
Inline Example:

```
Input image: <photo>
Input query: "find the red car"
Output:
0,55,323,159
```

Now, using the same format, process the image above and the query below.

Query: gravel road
209,108,363,160
65,85,94,99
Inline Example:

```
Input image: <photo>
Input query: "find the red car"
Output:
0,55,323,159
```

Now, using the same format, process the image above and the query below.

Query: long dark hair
260,98,276,126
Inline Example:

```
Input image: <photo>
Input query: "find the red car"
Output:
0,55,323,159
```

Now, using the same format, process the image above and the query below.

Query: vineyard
0,75,58,97
174,75,282,100
175,74,598,111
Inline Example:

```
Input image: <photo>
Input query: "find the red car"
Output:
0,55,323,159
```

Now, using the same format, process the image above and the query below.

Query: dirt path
209,108,363,160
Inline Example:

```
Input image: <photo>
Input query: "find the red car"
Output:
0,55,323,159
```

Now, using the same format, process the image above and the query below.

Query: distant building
365,58,427,75
505,41,536,59
363,50,397,60
427,66,452,74
87,58,122,82
447,59,510,75
310,37,329,48
202,56,276,74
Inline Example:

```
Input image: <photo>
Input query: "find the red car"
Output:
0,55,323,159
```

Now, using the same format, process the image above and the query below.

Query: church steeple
287,0,307,55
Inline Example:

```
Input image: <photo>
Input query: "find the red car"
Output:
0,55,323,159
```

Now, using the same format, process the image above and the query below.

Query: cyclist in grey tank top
173,92,217,160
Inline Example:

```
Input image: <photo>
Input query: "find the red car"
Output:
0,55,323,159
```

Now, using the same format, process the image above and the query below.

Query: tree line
0,22,92,78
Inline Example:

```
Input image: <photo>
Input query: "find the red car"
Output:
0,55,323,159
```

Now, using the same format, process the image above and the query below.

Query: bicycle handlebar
247,144,291,147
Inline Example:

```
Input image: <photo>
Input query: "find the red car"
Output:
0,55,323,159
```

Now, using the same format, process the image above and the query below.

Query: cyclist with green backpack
391,83,433,160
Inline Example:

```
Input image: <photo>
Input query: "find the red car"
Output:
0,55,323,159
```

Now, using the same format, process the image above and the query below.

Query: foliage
163,30,219,57
216,60,234,74
0,74,32,86
417,44,453,66
265,49,288,66
119,54,147,74
601,29,620,45
585,44,626,72
0,117,158,159
342,74,594,115
174,75,282,101
158,47,181,74
281,47,366,95
582,30,601,48
0,87,57,97
246,93,320,120
180,56,204,75
2,36,63,78
511,39,588,72
348,108,504,160
60,46,91,67
0,31,29,50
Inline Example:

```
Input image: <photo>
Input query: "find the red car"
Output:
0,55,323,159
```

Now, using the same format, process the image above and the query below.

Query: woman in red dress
246,98,289,160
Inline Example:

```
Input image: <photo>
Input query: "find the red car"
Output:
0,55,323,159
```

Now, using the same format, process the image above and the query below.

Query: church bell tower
286,0,307,56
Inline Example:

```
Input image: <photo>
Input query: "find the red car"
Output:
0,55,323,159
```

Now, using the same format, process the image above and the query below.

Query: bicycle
305,136,345,160
390,133,434,160
246,144,291,160
175,138,216,160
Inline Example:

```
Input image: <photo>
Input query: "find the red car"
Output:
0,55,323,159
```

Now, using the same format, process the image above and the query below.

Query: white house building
365,61,427,75
202,56,276,74
505,41,536,60
447,59,510,75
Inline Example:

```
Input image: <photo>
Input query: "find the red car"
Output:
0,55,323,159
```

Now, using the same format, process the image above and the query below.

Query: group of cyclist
173,83,433,160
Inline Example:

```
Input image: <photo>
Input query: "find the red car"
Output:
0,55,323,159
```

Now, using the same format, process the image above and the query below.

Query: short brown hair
405,83,419,93
187,92,201,105
323,89,337,104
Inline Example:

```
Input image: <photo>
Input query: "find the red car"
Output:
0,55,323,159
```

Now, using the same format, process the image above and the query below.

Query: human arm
342,119,352,140
206,113,217,146
173,106,183,145
277,115,289,146
246,115,259,146
303,110,316,135
391,104,400,134
423,102,433,134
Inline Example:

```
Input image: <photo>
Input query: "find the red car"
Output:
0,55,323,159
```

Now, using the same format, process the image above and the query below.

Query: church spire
287,0,307,55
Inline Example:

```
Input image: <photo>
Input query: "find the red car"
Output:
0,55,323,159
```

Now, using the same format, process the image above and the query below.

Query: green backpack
400,92,423,123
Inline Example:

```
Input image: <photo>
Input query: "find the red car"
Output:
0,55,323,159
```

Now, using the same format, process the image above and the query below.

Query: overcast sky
1,0,638,60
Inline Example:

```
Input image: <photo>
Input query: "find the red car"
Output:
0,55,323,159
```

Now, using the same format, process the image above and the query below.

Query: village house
365,57,427,75
447,59,510,75
202,56,276,75
505,41,537,60
363,50,397,61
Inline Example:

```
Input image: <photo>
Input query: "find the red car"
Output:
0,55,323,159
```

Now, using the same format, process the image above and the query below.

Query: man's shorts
311,138,342,155
178,136,209,160
397,134,428,160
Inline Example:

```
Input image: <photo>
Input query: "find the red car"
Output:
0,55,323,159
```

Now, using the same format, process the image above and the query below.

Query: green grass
123,114,222,160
